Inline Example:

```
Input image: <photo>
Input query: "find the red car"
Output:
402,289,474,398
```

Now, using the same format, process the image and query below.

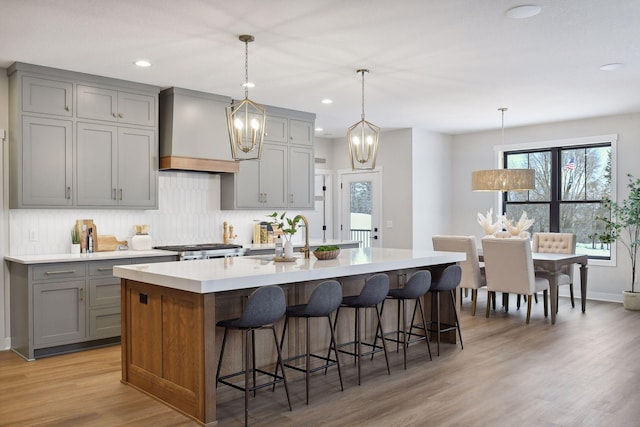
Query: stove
154,243,247,261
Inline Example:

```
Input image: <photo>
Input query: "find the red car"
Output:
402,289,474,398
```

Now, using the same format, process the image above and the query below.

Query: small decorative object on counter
275,235,283,258
313,245,341,260
223,222,238,244
131,224,152,251
267,212,297,259
70,227,81,254
87,227,94,253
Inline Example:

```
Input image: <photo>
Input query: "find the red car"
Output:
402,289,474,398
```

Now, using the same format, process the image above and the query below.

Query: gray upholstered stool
277,280,344,404
335,273,391,385
216,285,291,427
380,270,432,369
413,265,463,356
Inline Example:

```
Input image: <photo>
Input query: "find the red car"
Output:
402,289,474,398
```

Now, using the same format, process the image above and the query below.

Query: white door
339,170,382,248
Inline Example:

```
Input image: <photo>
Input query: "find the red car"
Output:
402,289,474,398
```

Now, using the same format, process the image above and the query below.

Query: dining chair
481,238,550,324
532,232,576,312
432,235,487,315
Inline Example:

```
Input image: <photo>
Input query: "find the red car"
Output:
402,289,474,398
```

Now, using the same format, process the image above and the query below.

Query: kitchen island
114,247,465,426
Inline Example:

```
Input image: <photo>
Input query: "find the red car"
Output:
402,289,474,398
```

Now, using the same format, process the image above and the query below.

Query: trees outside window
503,143,612,259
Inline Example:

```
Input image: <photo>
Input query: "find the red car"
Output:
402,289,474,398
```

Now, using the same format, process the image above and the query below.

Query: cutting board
97,235,127,252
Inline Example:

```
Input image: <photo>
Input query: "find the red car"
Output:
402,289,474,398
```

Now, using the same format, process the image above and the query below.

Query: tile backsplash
9,171,301,255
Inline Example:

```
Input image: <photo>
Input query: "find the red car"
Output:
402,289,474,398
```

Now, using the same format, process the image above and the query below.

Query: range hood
159,87,239,173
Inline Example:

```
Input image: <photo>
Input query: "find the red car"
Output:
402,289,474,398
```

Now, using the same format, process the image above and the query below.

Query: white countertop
4,249,177,264
113,247,465,294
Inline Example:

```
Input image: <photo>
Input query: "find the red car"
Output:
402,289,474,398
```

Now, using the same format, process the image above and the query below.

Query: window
503,142,612,259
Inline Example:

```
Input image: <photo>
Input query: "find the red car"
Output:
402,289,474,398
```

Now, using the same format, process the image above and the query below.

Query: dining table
479,250,588,324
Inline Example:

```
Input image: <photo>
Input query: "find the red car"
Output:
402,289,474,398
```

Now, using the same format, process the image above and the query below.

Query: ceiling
2,0,639,137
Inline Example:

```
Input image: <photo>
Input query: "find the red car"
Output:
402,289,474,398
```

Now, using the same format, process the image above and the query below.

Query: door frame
337,168,383,248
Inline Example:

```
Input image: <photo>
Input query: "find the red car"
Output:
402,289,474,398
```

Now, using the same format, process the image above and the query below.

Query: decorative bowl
313,248,340,260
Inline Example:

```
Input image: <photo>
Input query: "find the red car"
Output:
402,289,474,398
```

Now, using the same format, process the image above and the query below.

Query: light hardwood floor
2,292,639,426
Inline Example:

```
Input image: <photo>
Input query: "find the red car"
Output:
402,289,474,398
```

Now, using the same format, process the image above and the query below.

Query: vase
284,240,294,259
71,243,81,254
622,290,640,310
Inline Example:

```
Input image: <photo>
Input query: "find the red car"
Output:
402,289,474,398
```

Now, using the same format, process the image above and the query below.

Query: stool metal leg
356,307,361,385
305,317,311,404
271,325,292,411
327,314,344,391
416,297,432,360
244,329,250,427
216,327,229,388
374,305,391,376
449,290,463,349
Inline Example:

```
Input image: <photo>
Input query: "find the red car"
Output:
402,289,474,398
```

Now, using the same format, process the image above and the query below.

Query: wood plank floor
2,292,639,426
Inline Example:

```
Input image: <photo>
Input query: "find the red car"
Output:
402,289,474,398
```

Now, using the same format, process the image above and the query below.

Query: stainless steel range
154,243,247,261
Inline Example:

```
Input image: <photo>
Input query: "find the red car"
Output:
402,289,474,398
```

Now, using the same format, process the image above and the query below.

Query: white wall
412,128,453,250
451,112,640,302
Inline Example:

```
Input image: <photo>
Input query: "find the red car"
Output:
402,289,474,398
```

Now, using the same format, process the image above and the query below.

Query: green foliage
71,227,81,244
594,174,640,292
267,212,297,240
315,245,339,252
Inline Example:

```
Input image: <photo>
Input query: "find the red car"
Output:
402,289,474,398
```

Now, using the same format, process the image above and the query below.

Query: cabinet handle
65,105,71,112
79,287,84,301
112,188,117,200
112,112,117,118
118,113,123,118
66,186,71,199
290,193,294,203
97,267,113,271
45,270,76,275
119,188,123,200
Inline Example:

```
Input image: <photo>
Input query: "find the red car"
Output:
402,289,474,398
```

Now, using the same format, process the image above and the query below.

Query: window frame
493,134,617,267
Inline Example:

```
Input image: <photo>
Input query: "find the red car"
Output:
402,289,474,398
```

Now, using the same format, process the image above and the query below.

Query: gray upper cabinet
221,107,315,210
8,62,159,209
77,84,156,127
21,75,74,117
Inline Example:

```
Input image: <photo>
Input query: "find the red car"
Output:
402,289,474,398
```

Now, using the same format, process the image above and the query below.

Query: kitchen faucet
292,215,310,258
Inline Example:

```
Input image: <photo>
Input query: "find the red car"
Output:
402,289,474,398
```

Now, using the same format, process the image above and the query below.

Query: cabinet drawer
32,263,86,281
132,256,178,264
88,277,120,307
88,259,129,276
89,306,121,339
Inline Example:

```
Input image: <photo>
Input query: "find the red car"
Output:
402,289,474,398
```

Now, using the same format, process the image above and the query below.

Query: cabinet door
290,119,314,146
235,158,262,208
22,76,73,117
289,146,314,208
77,85,118,122
118,127,157,207
33,280,86,346
261,143,288,208
264,115,288,143
89,306,121,339
22,116,73,206
76,122,118,206
88,277,120,307
118,91,156,127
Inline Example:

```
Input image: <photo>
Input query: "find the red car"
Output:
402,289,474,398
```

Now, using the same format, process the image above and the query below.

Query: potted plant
267,212,297,258
594,173,640,310
70,227,81,254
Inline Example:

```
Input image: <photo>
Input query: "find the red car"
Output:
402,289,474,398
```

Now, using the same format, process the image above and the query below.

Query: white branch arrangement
477,209,534,239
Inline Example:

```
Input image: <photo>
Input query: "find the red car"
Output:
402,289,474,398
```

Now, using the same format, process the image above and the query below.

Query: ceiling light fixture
471,108,535,192
347,69,380,170
315,127,324,132
226,34,266,161
321,99,333,104
134,59,151,67
599,63,625,71
505,5,542,19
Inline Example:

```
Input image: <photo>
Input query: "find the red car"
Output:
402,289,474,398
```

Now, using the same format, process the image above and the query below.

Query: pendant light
226,34,266,160
471,108,535,192
347,69,380,170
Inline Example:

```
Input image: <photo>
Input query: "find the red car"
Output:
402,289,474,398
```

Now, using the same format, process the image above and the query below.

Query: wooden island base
120,265,458,426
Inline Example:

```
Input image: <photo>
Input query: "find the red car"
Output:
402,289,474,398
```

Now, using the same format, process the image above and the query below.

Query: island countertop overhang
113,247,466,294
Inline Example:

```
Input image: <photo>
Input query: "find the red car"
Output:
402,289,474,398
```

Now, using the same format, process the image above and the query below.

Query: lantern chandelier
347,69,380,170
471,108,535,192
226,34,266,161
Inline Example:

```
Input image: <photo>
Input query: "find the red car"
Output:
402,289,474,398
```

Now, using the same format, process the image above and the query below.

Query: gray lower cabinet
8,62,159,209
9,255,177,360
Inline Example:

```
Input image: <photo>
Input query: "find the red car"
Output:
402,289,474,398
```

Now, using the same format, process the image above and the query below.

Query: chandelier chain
361,71,365,120
244,38,249,99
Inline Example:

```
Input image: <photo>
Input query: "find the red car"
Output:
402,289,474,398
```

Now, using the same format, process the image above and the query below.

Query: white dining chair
481,237,549,324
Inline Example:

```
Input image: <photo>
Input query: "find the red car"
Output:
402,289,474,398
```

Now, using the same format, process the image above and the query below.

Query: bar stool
379,270,432,369
277,280,344,404
413,265,463,356
215,285,291,427
334,273,391,385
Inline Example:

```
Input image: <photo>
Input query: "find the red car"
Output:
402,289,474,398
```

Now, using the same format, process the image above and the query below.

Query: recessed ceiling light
134,59,151,67
599,63,625,71
321,99,333,104
505,5,542,19
242,82,255,88
315,127,324,132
